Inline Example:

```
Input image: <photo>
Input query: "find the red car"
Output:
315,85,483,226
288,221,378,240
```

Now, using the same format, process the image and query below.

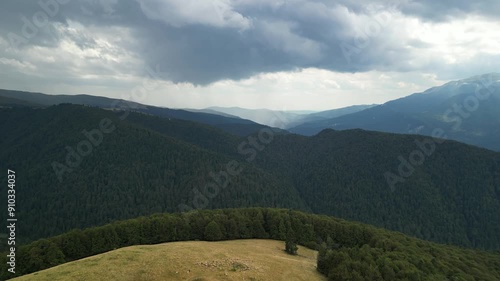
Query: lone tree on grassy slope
285,228,298,255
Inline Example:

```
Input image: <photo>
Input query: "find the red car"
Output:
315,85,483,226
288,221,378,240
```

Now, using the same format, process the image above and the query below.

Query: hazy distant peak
423,73,500,96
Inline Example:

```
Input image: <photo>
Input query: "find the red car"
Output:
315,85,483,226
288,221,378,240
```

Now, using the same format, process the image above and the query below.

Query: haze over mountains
2,73,498,152
202,105,377,129
199,73,500,151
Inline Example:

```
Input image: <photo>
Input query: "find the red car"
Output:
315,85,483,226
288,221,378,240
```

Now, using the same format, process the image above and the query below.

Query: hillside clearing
13,239,326,281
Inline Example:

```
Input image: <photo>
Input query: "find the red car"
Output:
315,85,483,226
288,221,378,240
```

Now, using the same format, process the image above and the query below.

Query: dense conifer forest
1,104,499,252
1,208,499,280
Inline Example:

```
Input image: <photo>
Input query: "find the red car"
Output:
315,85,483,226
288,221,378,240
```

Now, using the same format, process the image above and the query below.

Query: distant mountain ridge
0,88,370,135
205,106,304,129
2,73,498,151
204,105,376,129
0,89,277,136
290,73,500,151
285,104,377,128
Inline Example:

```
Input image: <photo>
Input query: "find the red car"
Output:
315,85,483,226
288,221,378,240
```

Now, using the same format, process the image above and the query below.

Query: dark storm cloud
0,0,69,48
116,0,392,84
0,0,497,85
134,24,293,84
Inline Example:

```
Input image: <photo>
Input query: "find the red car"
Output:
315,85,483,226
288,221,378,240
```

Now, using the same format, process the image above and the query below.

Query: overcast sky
1,0,499,110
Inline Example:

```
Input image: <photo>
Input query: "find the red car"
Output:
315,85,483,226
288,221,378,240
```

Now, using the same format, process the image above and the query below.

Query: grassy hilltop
12,240,325,281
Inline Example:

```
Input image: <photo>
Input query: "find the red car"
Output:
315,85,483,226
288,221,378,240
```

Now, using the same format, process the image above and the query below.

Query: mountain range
0,89,279,137
1,102,498,251
200,105,376,129
3,73,498,152
288,73,500,151
1,75,500,280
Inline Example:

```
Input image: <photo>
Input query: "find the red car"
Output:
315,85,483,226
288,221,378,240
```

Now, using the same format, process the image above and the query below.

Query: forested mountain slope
255,129,500,249
0,105,307,243
1,104,499,251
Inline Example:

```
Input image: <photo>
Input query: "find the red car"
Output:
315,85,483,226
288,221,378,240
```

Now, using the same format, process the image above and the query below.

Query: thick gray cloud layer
399,0,500,21
0,0,499,86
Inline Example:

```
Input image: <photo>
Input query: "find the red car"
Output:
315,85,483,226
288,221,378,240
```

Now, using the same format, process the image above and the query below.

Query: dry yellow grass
14,239,326,281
